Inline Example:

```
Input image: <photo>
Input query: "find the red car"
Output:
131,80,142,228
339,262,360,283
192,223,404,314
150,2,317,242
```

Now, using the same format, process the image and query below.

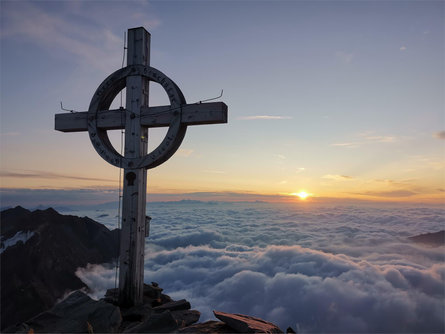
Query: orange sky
1,1,444,205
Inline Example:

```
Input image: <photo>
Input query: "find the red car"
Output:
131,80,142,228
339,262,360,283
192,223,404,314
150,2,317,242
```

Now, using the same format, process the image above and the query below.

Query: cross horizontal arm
55,102,228,132
55,109,125,132
140,101,228,128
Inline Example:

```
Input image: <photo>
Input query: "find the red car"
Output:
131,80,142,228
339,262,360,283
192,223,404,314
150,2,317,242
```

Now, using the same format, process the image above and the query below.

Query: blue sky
1,0,444,205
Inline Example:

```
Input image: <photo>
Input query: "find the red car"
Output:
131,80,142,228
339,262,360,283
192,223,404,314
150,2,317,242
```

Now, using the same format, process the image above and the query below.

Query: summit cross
55,27,227,306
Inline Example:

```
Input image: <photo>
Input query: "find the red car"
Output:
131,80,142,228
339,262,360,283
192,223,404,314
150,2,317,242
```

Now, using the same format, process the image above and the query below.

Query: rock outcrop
214,311,283,333
0,206,120,329
6,283,201,334
8,291,121,333
408,230,444,247
7,286,285,334
179,321,234,333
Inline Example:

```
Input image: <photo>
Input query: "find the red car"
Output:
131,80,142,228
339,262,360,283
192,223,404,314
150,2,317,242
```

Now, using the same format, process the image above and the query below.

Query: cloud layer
75,203,445,332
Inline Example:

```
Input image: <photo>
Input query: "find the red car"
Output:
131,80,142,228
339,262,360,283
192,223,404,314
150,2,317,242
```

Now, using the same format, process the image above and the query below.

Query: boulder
179,321,234,333
124,310,178,333
171,309,201,327
153,299,191,312
121,304,153,322
214,311,283,334
7,291,121,333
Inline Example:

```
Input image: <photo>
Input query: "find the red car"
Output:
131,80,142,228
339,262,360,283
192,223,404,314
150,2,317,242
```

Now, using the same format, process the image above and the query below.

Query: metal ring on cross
87,64,187,170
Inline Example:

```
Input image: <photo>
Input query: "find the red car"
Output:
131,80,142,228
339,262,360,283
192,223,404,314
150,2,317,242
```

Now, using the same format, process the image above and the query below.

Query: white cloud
140,244,444,332
0,230,35,254
74,203,445,332
75,263,117,300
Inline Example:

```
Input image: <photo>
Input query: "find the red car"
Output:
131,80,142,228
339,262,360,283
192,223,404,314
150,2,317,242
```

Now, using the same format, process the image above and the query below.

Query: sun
296,191,309,200
290,191,310,200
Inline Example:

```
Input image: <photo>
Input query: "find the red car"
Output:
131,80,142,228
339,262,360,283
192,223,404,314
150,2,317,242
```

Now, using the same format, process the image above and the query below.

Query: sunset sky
1,0,444,205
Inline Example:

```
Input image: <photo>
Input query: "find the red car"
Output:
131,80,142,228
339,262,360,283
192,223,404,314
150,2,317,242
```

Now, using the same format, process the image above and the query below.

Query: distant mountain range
0,206,120,330
0,199,268,212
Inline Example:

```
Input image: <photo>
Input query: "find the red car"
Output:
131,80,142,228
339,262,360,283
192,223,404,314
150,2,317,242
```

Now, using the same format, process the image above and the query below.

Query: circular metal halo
87,64,187,169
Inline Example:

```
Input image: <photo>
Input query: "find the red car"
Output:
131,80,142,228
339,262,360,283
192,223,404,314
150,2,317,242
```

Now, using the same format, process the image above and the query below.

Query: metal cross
55,27,227,306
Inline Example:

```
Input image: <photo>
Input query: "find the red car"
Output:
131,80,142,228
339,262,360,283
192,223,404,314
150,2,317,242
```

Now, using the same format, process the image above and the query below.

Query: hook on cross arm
60,101,78,113
198,89,224,104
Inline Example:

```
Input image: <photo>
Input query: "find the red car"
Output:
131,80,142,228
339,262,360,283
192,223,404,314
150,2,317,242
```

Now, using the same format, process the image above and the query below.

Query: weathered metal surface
86,64,187,169
55,102,227,132
118,27,149,307
141,102,228,127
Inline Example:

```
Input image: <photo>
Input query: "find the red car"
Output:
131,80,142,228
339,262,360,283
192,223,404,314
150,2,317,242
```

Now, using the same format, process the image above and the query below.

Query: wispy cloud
433,131,445,140
364,135,396,143
331,132,398,148
330,142,359,148
0,2,160,72
356,190,417,198
322,174,354,181
0,131,20,136
400,46,407,51
0,187,120,207
0,170,115,182
237,116,292,120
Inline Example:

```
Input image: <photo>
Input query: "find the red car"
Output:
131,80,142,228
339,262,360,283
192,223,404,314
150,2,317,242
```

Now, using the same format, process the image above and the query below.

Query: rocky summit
1,206,284,333
6,283,283,334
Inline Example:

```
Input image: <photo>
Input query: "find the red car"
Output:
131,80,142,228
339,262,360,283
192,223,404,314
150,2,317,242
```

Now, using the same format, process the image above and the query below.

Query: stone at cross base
55,27,228,307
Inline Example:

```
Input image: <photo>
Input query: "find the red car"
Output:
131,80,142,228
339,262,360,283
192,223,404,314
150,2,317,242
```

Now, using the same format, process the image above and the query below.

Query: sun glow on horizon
290,191,310,200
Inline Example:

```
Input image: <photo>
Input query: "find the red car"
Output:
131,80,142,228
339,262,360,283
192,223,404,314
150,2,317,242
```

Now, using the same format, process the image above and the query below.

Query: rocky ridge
0,206,120,329
6,283,284,333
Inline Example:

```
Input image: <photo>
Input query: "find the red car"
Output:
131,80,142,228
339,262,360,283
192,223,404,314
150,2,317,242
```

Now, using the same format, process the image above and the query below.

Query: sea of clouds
72,202,444,332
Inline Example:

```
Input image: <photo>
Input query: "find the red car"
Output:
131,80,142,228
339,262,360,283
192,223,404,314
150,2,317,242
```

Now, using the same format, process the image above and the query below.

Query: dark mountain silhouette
408,230,444,247
0,206,120,330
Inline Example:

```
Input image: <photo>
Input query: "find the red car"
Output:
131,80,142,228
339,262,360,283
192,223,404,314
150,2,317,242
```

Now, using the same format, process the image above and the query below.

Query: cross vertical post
54,26,228,308
119,27,150,306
